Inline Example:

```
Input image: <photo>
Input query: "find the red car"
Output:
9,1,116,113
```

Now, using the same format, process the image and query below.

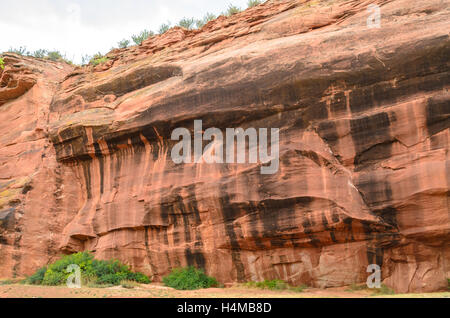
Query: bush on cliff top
131,29,154,45
4,47,73,65
117,39,130,49
195,13,217,29
224,4,242,16
162,266,219,290
7,46,29,56
158,22,172,34
3,2,258,67
177,17,196,30
247,0,262,8
25,252,150,286
89,53,109,66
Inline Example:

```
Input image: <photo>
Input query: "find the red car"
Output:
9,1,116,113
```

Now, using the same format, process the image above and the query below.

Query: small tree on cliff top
224,4,242,16
117,39,130,49
178,17,196,30
131,29,154,45
195,12,217,29
158,22,172,34
247,0,262,8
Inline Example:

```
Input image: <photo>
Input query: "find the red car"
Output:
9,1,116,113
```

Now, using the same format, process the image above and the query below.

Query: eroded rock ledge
0,0,449,293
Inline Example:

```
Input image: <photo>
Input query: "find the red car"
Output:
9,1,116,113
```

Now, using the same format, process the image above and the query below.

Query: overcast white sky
1,0,250,64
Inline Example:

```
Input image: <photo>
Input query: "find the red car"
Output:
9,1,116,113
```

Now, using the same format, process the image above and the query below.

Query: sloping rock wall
0,0,448,293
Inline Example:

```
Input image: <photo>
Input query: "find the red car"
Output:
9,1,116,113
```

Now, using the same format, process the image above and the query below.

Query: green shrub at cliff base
245,279,307,292
370,284,395,295
162,266,219,290
25,266,47,285
345,283,368,292
25,251,150,286
245,279,288,290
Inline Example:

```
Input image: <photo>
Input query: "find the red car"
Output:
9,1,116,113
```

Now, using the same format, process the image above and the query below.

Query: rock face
0,0,449,293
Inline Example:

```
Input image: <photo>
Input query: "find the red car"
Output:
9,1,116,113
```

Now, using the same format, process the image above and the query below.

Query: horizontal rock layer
0,0,449,293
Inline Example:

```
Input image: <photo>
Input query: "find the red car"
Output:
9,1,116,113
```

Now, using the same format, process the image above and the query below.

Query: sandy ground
0,283,449,298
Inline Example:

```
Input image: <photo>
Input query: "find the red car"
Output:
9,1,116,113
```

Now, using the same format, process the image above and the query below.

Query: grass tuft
244,279,307,292
121,280,140,289
371,284,395,296
345,283,368,292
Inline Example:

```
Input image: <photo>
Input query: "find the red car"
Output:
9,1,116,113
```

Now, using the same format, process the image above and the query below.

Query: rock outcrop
0,0,449,293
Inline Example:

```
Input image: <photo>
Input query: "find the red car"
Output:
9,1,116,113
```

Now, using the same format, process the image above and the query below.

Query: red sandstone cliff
0,0,449,293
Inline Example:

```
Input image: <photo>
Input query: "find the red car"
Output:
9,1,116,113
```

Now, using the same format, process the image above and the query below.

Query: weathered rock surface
0,0,449,293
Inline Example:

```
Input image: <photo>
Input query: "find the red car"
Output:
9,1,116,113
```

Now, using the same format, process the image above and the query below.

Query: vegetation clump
25,252,150,287
158,22,172,34
46,51,65,62
31,49,47,58
25,266,48,285
4,47,73,64
89,53,109,66
346,282,395,295
162,266,219,290
117,39,130,49
3,2,266,66
224,4,242,16
247,0,263,8
120,280,140,289
7,46,29,55
371,284,395,295
244,279,307,292
131,29,154,45
178,17,196,30
0,57,4,70
195,13,216,29
345,283,369,292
